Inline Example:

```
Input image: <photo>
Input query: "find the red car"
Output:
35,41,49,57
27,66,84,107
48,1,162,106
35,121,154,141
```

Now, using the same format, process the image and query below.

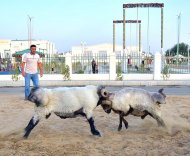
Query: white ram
100,88,166,131
24,85,107,138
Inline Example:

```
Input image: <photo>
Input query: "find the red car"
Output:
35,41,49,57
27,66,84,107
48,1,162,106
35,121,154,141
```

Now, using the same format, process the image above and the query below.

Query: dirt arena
0,93,190,156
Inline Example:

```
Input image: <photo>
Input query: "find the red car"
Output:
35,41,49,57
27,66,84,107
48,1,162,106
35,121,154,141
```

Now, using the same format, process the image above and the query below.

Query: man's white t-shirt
22,53,42,74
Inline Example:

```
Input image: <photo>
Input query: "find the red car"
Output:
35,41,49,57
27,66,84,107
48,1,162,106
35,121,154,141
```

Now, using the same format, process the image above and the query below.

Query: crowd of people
0,61,13,72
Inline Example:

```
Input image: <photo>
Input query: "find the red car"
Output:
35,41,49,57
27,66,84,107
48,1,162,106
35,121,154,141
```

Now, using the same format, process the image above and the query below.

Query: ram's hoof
92,130,101,137
124,123,128,129
23,133,29,139
118,126,122,131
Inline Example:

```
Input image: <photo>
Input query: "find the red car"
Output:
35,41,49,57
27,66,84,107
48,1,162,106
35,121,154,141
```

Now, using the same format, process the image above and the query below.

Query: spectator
91,58,96,74
95,64,98,73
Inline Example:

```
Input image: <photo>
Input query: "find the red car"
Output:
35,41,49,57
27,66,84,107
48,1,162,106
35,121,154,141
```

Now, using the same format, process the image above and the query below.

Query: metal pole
147,7,150,55
177,12,181,66
188,46,189,72
122,9,126,73
130,23,131,53
169,49,170,56
123,9,126,50
139,23,141,52
28,15,33,47
27,18,30,48
113,23,115,52
161,7,164,51
136,7,139,53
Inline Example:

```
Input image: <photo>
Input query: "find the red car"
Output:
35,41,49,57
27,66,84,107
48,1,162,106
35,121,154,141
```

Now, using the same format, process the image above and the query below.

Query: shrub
62,65,70,80
161,64,170,80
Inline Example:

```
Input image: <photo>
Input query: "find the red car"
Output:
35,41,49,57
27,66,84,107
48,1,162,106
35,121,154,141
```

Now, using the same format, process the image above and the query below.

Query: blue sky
1,0,190,53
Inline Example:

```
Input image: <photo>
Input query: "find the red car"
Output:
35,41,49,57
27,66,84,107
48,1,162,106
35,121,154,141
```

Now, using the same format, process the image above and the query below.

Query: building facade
0,39,57,58
71,43,143,56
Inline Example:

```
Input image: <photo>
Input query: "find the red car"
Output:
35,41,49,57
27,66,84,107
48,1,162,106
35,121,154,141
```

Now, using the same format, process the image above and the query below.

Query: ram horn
100,88,109,98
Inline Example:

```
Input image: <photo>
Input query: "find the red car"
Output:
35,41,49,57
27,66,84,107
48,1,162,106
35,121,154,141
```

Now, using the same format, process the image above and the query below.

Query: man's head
30,45,37,55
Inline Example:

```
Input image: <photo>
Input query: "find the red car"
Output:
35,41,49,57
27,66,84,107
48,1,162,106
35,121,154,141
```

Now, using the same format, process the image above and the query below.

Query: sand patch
0,94,190,156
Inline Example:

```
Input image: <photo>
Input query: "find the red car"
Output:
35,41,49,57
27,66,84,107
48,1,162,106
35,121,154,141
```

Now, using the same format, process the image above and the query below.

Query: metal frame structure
123,3,164,52
113,20,141,52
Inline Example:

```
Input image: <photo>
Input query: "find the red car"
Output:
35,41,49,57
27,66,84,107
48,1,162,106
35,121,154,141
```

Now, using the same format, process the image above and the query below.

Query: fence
162,56,190,74
1,53,190,81
116,54,153,74
0,56,66,75
42,57,65,74
72,54,109,74
71,53,154,74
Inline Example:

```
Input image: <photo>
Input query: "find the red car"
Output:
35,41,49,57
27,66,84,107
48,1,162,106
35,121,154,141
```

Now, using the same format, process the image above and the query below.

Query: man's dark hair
30,45,36,48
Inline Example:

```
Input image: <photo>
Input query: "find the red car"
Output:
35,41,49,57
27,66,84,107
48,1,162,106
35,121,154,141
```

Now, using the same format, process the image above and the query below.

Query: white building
71,43,143,56
0,39,57,58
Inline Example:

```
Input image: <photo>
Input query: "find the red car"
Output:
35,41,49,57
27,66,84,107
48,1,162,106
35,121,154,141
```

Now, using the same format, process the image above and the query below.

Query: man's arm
21,62,26,77
38,62,43,77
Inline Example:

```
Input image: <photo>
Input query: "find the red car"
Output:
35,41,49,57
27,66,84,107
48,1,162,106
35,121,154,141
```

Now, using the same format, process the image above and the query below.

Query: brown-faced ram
100,88,166,131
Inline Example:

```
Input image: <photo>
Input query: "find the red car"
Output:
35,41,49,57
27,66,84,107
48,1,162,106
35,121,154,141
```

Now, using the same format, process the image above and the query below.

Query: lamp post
28,15,34,47
188,46,189,72
176,12,181,66
188,41,190,72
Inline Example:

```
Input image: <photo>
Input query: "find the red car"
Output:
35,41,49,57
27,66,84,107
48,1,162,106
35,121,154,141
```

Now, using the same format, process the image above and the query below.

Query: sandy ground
0,94,190,156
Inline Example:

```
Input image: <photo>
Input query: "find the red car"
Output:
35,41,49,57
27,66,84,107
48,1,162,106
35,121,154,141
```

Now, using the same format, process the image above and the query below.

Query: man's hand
22,71,26,77
21,62,26,77
38,62,43,77
40,71,43,77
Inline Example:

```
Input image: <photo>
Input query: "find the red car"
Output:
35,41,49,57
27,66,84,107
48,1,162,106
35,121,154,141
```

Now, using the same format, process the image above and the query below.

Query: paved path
0,86,189,95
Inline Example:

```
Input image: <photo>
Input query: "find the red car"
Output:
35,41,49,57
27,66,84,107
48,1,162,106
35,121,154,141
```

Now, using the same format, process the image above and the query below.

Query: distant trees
165,42,190,56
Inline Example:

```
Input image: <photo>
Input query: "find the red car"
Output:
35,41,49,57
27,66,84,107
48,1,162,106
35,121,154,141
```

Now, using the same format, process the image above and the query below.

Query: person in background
21,45,43,100
91,58,96,74
95,64,98,73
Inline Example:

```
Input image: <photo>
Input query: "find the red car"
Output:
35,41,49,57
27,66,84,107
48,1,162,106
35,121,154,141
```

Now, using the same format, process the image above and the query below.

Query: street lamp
28,15,34,47
176,12,181,66
188,34,190,71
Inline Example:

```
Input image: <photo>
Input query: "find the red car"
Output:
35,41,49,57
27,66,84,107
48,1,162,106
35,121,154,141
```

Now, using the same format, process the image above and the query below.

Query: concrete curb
0,80,190,87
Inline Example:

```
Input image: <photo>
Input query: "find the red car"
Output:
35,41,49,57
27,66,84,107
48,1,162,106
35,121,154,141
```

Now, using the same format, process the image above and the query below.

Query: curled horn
100,88,109,98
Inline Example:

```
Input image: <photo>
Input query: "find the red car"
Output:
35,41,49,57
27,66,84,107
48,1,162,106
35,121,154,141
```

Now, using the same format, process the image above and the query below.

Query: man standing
21,45,43,100
91,58,96,74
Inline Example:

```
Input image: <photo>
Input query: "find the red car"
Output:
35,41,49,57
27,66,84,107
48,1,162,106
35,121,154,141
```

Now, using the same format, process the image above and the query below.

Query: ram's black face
101,104,112,114
28,87,43,107
157,88,167,104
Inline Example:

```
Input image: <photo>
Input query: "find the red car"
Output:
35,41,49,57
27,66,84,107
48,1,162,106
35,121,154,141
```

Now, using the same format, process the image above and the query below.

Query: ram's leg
23,114,40,138
118,111,129,131
149,111,166,127
141,111,149,119
118,114,123,131
24,108,47,138
122,117,128,129
84,110,101,136
74,108,86,117
46,113,51,119
120,108,134,130
87,117,101,136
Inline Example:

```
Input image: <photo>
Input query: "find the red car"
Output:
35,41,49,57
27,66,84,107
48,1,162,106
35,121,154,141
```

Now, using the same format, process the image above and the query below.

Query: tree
165,42,189,56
